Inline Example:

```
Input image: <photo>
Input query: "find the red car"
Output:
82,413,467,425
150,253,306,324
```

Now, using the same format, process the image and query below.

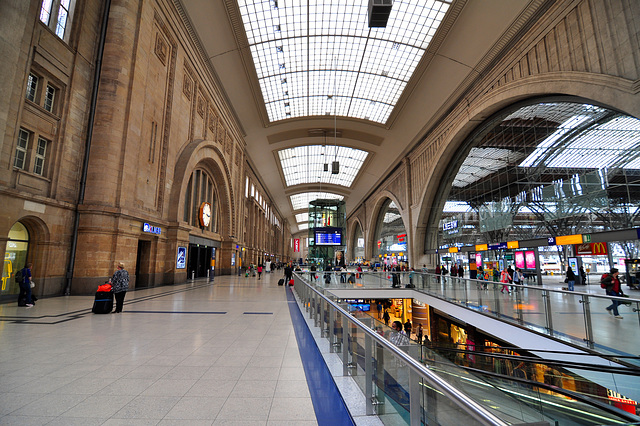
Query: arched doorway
2,222,29,300
373,199,408,267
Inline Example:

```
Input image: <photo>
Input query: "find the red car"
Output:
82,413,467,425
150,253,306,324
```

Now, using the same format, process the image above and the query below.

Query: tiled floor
0,273,319,425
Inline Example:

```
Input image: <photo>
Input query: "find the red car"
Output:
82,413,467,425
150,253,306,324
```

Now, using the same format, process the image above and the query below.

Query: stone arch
346,216,364,261
1,216,52,296
366,191,406,262
413,73,640,256
169,139,234,238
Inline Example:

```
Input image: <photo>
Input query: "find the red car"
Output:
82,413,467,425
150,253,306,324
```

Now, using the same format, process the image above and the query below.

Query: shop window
40,0,75,41
26,73,38,102
2,222,29,297
14,129,30,170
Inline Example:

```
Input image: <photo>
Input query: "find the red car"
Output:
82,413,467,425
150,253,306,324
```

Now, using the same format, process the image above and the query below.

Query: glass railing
291,274,640,425
310,270,640,365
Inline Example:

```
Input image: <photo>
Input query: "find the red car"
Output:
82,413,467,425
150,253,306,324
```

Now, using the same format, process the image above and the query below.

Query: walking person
383,309,391,326
416,323,424,345
603,268,623,319
500,267,512,294
257,264,263,280
404,319,412,339
565,266,576,291
111,262,129,313
17,262,34,307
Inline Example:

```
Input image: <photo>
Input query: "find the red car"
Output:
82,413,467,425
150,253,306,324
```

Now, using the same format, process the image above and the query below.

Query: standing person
579,266,587,285
310,264,317,281
111,262,129,313
565,266,576,291
403,319,412,339
513,267,523,290
376,302,383,319
407,268,415,288
17,263,34,307
391,265,401,288
500,267,512,294
435,264,441,283
382,309,391,326
257,264,263,280
507,264,514,290
458,264,464,279
603,268,623,319
284,264,293,283
390,321,410,346
416,323,424,345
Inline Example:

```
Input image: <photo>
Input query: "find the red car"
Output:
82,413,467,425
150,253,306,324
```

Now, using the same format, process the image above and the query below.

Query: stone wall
349,0,640,267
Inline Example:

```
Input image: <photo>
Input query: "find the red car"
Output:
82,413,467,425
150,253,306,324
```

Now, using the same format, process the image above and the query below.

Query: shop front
188,235,220,280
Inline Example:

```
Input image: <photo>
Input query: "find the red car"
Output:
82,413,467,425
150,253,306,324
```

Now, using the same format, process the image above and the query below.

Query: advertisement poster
176,247,186,269
515,251,525,269
475,253,482,267
294,238,300,252
525,250,536,269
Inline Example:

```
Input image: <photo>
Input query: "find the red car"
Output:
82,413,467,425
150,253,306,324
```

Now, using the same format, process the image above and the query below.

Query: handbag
30,281,35,288
564,277,568,283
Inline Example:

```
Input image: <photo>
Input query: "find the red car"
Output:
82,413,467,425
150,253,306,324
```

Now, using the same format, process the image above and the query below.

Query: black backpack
14,268,24,284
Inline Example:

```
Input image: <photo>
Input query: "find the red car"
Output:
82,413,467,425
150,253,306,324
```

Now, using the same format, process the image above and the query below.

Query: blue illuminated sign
143,223,161,235
488,242,507,250
176,246,186,269
547,237,556,246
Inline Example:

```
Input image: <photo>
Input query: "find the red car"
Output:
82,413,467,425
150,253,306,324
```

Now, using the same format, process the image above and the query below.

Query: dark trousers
114,291,126,312
18,283,32,305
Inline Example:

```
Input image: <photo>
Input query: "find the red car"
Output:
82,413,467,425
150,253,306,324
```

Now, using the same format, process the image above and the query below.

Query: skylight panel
453,147,522,188
297,223,309,230
278,145,368,187
443,201,473,213
295,213,309,223
290,192,344,210
522,115,640,169
237,0,452,123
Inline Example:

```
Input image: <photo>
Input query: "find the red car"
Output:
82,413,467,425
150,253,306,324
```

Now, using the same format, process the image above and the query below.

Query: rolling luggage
92,291,113,314
278,278,285,286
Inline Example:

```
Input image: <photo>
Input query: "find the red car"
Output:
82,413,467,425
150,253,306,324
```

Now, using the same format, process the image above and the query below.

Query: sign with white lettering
143,223,161,235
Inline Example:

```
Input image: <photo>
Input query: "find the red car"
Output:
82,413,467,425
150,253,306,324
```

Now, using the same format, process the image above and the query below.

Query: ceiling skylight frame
237,0,452,124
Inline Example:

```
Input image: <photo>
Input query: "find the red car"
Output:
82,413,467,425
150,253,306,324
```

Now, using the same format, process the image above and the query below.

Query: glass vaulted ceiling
278,144,368,187
237,0,451,123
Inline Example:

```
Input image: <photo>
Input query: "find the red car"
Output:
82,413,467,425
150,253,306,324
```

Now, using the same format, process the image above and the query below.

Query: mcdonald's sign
575,242,608,256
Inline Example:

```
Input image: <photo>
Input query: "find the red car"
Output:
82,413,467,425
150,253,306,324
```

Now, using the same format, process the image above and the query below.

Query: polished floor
0,273,320,425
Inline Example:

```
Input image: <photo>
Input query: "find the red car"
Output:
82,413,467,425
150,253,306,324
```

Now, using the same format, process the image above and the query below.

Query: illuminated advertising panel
525,250,536,269
475,253,482,266
515,251,525,269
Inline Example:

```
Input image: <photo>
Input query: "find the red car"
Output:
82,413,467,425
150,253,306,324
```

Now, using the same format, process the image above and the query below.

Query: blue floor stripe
285,286,356,426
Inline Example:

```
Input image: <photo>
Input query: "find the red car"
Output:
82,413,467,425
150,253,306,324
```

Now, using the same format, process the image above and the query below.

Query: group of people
16,261,130,313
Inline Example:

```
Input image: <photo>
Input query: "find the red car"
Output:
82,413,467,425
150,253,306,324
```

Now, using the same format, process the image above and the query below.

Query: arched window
183,169,218,232
352,222,365,261
2,222,30,297
430,99,640,259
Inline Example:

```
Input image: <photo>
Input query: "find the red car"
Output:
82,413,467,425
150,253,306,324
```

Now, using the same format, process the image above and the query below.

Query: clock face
200,202,212,227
